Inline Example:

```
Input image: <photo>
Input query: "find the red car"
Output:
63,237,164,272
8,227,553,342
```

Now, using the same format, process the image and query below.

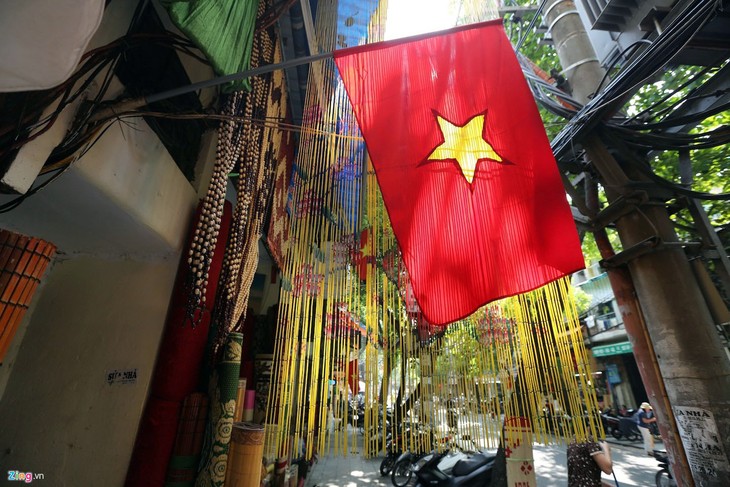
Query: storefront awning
592,341,633,357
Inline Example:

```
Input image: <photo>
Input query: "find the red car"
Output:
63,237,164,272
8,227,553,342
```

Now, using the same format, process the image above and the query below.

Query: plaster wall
0,4,204,485
0,256,177,486
0,117,196,483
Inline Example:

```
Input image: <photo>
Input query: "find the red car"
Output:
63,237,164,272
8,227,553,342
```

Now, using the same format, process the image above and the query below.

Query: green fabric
161,0,260,92
196,332,243,487
165,455,198,487
167,455,198,468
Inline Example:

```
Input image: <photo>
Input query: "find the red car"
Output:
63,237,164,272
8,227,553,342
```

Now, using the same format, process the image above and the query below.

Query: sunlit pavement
305,434,663,486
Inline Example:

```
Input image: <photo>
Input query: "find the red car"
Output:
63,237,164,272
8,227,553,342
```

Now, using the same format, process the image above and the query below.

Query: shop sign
606,364,621,384
592,341,632,357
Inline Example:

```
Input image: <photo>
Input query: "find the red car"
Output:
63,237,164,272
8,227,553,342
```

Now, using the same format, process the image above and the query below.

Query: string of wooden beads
211,3,280,356
185,91,244,323
229,25,276,329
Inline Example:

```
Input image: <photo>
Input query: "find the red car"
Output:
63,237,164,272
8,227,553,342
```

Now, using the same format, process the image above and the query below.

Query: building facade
573,264,647,411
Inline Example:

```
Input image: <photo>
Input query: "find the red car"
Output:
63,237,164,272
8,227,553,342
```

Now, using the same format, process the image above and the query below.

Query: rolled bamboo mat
233,378,247,422
165,393,210,487
224,422,265,487
0,229,56,363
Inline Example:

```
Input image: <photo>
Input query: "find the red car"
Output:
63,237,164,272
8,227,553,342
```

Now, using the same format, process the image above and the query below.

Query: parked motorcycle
390,449,425,487
380,429,405,476
653,450,677,487
411,449,496,487
347,400,365,432
601,412,641,441
390,440,439,486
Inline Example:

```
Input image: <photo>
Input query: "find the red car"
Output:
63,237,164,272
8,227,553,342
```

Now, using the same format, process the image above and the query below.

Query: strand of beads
229,26,276,330
210,3,274,357
186,91,244,324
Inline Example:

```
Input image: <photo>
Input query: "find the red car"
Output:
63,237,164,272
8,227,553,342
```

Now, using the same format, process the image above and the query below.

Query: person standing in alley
636,402,657,456
447,395,458,434
567,438,613,486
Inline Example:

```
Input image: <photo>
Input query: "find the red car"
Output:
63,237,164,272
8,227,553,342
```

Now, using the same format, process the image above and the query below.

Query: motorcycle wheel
380,455,396,476
390,459,412,487
655,469,675,487
611,428,623,440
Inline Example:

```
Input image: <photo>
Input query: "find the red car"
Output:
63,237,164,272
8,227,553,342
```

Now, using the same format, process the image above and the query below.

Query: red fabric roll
125,398,182,487
125,201,232,487
151,201,232,400
240,309,255,362
240,360,254,386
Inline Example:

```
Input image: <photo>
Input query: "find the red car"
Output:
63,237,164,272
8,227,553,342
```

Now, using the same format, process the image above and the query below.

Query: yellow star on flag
427,113,503,183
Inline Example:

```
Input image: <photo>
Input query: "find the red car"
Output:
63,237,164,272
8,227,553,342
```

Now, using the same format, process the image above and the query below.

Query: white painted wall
0,1,219,485
0,125,203,484
0,256,178,485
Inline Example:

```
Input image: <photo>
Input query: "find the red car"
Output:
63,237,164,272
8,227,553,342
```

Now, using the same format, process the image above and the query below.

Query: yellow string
263,0,601,461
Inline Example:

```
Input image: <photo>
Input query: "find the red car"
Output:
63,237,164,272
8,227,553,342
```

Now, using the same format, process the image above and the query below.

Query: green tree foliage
506,3,729,265
572,286,593,316
435,321,485,377
503,8,567,141
625,65,730,244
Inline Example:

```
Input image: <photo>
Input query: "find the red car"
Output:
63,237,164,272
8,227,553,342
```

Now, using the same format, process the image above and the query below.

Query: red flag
333,20,584,325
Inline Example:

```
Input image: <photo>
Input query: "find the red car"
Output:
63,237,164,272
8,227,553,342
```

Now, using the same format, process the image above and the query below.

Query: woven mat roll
195,332,243,487
165,393,209,486
224,422,265,487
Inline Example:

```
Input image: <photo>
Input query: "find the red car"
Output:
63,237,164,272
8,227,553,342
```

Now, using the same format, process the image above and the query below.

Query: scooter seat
451,453,495,476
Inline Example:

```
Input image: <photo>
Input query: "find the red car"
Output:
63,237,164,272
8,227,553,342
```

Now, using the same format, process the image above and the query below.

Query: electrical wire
551,0,721,158
605,124,730,151
0,121,116,213
514,0,547,52
619,99,730,131
623,64,717,125
516,53,585,121
0,21,209,213
603,129,730,201
591,39,653,100
0,31,210,163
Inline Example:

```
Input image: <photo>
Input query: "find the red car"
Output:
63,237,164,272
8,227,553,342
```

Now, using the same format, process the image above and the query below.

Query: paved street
305,433,663,486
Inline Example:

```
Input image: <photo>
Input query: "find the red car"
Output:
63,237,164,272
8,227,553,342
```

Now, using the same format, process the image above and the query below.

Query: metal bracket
592,191,649,230
601,238,702,268
600,237,662,268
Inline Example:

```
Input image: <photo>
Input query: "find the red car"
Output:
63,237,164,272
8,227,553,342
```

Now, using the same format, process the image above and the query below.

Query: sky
384,0,461,40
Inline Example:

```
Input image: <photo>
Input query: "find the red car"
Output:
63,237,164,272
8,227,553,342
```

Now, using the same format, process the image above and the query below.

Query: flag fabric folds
333,20,584,326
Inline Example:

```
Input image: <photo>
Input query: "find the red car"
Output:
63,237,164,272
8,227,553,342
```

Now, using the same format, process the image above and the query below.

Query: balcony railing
586,312,621,337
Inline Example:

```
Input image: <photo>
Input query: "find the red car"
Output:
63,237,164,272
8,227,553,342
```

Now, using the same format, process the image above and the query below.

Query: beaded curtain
262,0,602,460
193,3,288,485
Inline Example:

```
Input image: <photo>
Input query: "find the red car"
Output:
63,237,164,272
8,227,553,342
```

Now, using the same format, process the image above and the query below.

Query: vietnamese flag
333,20,584,326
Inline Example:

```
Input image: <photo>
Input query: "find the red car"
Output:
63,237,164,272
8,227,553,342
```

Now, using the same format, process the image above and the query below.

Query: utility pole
585,173,693,483
544,1,730,485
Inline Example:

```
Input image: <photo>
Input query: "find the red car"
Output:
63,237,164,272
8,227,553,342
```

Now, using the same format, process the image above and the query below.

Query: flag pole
148,51,334,103
90,51,334,121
